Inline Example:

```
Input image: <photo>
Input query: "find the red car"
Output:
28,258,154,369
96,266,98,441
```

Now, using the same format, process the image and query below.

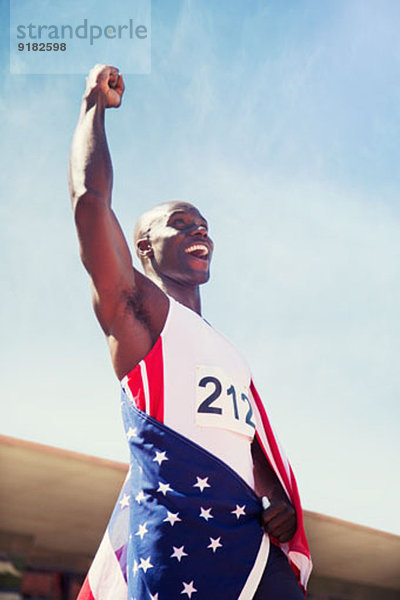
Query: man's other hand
85,64,125,109
261,500,297,543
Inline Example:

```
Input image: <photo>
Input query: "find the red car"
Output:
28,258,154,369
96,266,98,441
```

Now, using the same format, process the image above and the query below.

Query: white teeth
185,244,209,256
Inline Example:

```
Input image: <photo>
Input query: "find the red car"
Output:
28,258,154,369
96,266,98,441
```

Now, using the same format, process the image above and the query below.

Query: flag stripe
122,366,145,412
251,383,291,499
88,530,127,600
238,533,270,600
250,381,312,588
76,575,94,600
144,336,164,423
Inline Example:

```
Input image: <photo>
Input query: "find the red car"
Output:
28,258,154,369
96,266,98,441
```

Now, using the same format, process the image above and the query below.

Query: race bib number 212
195,365,256,439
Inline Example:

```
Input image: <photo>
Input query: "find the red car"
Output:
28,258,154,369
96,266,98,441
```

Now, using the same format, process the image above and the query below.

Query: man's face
147,203,214,286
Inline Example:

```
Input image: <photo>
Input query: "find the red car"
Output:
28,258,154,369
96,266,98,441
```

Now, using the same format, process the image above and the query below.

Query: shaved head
134,201,198,263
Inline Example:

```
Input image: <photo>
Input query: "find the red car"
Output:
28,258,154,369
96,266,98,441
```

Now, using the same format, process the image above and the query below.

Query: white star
163,511,182,526
135,490,146,504
139,556,153,573
153,451,168,465
199,507,213,521
181,581,197,598
193,476,211,492
119,493,130,509
126,427,138,440
231,504,246,519
132,559,139,575
135,522,148,540
150,594,159,600
170,545,188,562
157,481,173,496
207,537,223,552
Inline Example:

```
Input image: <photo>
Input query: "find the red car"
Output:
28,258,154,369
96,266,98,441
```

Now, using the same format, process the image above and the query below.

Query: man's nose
190,224,208,237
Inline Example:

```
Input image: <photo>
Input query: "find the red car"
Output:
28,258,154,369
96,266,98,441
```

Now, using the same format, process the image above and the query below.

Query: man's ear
137,238,154,258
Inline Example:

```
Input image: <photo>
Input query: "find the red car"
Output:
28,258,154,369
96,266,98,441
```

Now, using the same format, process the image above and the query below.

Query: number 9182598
18,42,66,51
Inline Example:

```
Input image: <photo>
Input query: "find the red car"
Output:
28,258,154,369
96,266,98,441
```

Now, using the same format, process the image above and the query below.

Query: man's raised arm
69,64,134,328
69,65,168,375
69,64,134,316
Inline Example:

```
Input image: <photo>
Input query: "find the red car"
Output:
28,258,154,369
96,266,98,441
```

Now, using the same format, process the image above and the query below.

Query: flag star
126,427,138,440
163,511,182,526
170,545,188,562
139,556,153,573
132,559,139,575
135,522,148,540
135,490,146,504
119,493,130,509
150,594,159,600
199,507,213,521
207,537,223,552
157,481,173,496
231,504,246,519
181,581,197,598
193,476,211,492
153,451,168,465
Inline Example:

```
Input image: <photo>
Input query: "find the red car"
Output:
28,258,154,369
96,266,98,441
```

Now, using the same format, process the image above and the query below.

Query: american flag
78,385,311,600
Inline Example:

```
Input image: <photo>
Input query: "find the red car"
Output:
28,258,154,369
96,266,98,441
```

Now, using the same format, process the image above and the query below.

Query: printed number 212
198,376,256,429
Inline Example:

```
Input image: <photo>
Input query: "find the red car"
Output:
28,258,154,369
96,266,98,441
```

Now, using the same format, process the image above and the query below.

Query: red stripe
76,575,95,600
289,562,307,596
251,381,311,582
144,336,164,422
125,365,146,412
251,382,293,498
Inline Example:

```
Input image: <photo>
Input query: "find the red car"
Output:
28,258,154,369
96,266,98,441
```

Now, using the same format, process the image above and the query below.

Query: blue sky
1,0,399,535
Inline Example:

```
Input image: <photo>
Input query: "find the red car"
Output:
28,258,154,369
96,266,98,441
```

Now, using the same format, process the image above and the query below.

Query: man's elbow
72,192,109,227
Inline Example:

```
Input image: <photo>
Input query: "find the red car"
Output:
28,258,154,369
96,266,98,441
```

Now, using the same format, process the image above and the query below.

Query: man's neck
149,274,202,315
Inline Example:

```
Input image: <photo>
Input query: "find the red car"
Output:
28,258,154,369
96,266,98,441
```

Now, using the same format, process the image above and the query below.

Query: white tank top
121,297,256,489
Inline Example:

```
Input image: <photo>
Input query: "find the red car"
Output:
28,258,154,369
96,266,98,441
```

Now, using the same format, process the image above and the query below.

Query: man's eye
172,218,186,228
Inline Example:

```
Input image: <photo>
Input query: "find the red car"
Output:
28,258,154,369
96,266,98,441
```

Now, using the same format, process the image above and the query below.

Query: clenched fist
261,500,297,543
84,64,125,109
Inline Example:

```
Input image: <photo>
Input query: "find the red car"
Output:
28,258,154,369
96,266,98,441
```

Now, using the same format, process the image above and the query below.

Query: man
70,64,311,600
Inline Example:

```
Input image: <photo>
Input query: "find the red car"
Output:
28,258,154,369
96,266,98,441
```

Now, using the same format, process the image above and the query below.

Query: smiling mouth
184,243,209,259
